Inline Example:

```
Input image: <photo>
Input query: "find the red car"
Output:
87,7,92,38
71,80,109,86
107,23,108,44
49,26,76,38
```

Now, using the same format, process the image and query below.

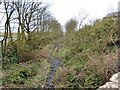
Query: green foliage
65,18,78,33
62,18,118,88
74,57,87,72
19,67,37,79
84,73,103,88
4,74,19,84
66,73,78,88
53,48,68,58
49,19,63,38
2,16,118,88
4,51,19,64
3,67,37,85
67,73,75,83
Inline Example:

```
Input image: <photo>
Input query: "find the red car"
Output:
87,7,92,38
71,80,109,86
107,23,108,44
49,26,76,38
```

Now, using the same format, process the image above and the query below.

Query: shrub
19,49,34,62
3,67,37,85
3,51,19,64
19,67,37,79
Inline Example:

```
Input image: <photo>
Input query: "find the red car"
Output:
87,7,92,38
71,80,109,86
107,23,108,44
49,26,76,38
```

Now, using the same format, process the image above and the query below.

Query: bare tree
13,1,51,41
2,0,15,57
77,10,88,30
0,0,2,4
1,0,52,57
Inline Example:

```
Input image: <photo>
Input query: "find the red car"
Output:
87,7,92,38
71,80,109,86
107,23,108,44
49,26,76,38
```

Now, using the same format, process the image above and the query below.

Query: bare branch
78,13,88,29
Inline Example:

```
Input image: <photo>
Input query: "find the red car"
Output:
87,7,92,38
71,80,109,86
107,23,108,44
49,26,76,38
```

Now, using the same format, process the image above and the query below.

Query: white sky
0,0,119,30
44,0,119,25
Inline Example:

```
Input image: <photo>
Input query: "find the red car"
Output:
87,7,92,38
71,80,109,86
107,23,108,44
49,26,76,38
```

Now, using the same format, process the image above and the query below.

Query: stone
97,72,120,89
110,72,119,83
99,82,118,88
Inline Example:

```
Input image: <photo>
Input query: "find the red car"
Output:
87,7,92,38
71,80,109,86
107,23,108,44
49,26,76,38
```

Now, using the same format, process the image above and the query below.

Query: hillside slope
2,18,119,88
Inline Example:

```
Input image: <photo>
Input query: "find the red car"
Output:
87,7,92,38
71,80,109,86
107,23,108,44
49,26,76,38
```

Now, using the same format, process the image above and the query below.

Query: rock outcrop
97,72,120,89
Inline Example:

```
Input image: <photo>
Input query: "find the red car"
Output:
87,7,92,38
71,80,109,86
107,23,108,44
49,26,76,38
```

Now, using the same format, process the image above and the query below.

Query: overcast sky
43,0,119,25
0,0,119,29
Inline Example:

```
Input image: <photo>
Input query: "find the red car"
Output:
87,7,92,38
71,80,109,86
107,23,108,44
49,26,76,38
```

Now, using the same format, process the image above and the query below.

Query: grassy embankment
2,18,119,88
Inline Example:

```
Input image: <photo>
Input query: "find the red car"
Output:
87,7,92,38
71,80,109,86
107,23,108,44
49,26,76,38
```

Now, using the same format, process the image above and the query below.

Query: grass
2,18,119,88
2,58,50,88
